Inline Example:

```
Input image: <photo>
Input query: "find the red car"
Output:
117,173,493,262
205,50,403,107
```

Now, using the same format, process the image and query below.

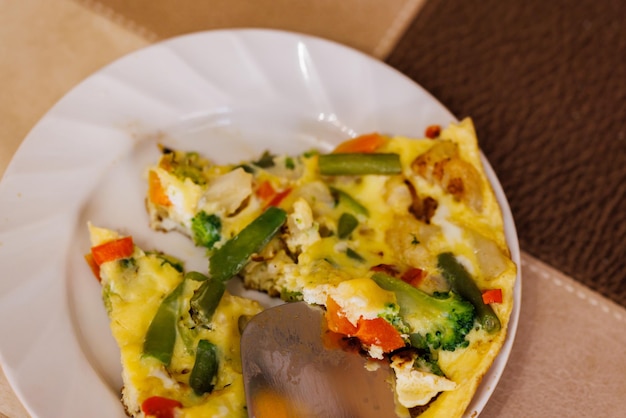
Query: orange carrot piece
325,297,358,335
482,288,503,304
355,317,405,353
148,170,171,207
255,180,276,200
256,181,292,208
84,253,101,281
265,188,292,208
91,236,134,266
326,297,404,353
332,133,387,154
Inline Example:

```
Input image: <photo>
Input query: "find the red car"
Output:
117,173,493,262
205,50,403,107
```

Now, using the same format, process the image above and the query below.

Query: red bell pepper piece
325,297,405,353
84,253,101,281
266,187,292,208
256,180,292,208
482,288,503,304
255,180,276,200
90,236,134,266
141,396,183,418
401,267,426,288
424,124,441,139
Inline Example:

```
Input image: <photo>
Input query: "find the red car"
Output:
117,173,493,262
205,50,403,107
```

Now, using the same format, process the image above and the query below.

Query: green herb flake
252,151,275,168
345,248,365,262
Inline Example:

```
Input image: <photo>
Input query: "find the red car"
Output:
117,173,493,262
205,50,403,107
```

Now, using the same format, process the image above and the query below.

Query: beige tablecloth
1,1,625,417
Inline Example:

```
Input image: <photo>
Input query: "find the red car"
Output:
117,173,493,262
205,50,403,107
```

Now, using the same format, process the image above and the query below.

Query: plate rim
0,28,521,418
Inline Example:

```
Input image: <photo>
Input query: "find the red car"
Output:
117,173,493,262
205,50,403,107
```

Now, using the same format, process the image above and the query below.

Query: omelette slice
87,224,263,418
134,117,517,417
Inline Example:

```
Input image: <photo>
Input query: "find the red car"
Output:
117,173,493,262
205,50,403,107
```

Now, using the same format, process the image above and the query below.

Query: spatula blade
241,301,398,417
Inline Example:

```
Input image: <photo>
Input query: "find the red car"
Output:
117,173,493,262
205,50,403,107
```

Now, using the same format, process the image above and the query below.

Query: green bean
329,187,369,216
209,206,287,282
318,153,402,175
185,271,209,281
437,252,501,333
337,212,359,239
143,282,184,365
189,339,218,395
190,278,226,325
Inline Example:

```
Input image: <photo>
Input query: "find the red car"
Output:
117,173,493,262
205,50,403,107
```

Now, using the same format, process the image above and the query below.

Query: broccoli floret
284,156,296,170
379,303,411,335
414,350,444,376
401,338,445,376
371,272,475,352
191,211,221,249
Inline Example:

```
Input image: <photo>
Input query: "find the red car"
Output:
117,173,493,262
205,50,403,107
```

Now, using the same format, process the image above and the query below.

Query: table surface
1,1,625,417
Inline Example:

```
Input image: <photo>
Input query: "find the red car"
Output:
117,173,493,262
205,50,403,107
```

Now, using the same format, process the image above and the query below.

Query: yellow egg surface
94,118,516,418
88,224,262,418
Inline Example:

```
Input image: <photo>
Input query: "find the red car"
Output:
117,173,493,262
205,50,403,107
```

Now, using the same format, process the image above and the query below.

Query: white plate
0,29,520,418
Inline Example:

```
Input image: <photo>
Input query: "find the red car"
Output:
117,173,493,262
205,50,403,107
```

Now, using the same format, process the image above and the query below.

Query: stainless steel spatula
241,301,398,417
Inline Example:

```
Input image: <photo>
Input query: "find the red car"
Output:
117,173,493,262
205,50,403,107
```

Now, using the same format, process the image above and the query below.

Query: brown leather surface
386,0,626,306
